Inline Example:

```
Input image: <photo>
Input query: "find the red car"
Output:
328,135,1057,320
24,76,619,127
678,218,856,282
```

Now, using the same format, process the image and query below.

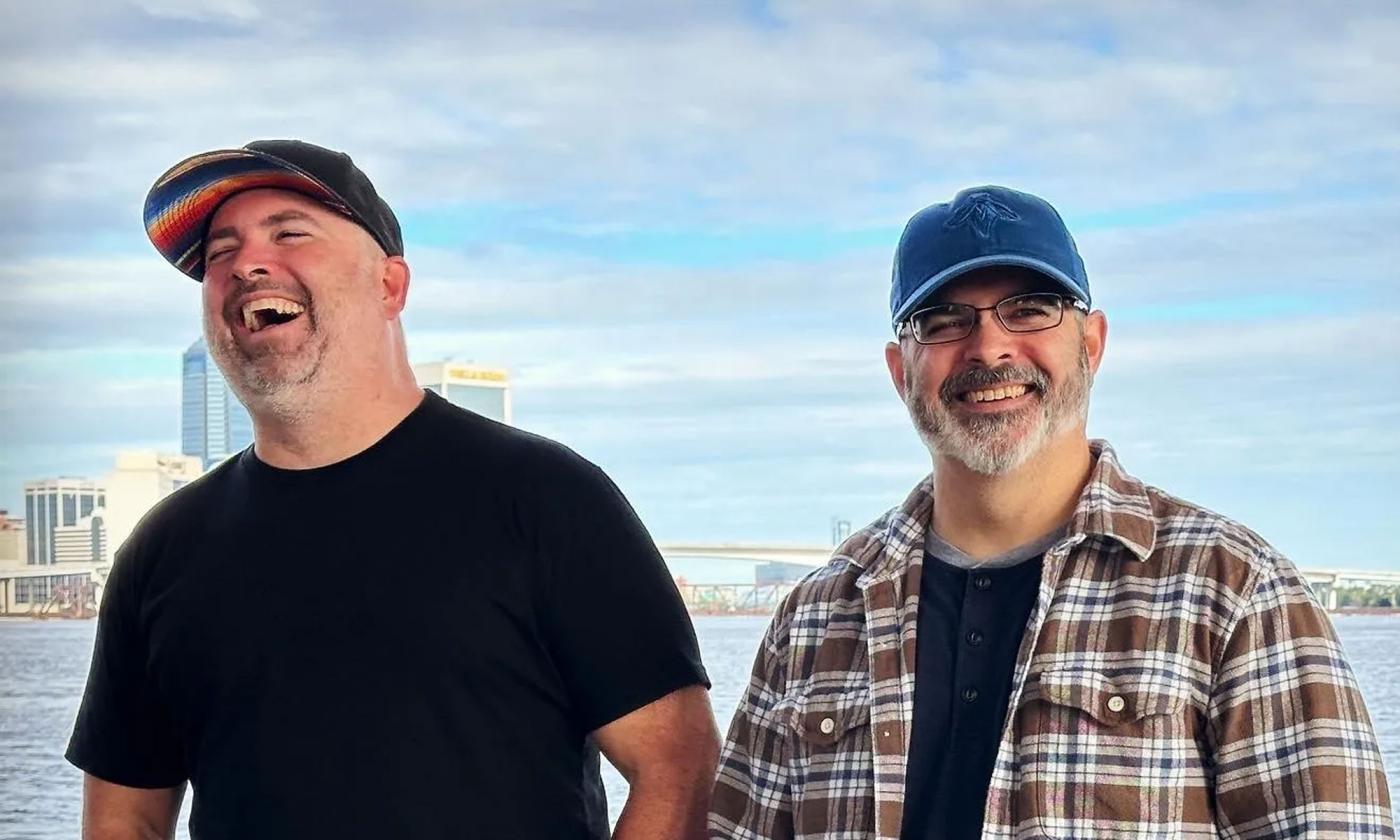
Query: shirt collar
1067,440,1157,562
840,439,1157,582
841,474,936,587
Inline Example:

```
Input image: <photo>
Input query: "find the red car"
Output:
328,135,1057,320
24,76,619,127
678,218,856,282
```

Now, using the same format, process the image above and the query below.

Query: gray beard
904,348,1092,475
205,309,327,425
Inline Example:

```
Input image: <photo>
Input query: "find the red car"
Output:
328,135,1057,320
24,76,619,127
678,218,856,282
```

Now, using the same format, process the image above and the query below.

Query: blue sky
2,0,1398,571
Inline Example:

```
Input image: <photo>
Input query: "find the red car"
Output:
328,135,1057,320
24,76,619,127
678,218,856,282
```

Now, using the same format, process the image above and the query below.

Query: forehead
206,188,340,231
928,266,1059,306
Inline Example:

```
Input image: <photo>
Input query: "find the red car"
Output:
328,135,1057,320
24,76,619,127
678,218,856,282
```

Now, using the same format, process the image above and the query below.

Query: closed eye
275,230,308,241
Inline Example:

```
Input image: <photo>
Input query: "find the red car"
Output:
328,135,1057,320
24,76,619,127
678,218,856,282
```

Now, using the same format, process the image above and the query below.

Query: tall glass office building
182,338,255,468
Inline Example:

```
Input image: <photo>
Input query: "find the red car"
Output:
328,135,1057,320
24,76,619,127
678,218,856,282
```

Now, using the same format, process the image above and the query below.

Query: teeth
240,297,305,333
968,384,1029,403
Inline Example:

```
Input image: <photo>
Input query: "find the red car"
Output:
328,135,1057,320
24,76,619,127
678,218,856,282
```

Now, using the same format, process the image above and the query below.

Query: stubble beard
904,347,1092,476
205,299,329,424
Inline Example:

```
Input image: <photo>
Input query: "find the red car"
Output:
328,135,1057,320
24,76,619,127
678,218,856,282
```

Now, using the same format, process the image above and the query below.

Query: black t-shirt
900,530,1058,840
66,391,709,839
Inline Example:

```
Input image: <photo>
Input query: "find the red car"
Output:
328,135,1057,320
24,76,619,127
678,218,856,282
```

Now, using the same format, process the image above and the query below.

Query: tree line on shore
1334,585,1400,610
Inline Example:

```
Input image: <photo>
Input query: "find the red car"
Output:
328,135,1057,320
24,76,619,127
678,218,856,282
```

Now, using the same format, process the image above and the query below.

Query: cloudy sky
2,1,1398,571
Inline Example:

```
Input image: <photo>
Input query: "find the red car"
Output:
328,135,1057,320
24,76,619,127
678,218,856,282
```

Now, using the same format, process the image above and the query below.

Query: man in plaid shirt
709,186,1394,839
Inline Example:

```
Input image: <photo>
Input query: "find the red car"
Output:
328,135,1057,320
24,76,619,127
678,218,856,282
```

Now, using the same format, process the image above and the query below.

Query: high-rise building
414,361,512,424
182,337,254,468
103,452,204,562
23,479,106,567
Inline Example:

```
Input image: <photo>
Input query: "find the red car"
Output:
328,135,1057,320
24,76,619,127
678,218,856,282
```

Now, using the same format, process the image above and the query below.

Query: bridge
658,543,831,566
2,552,1397,616
657,544,1400,614
1302,569,1400,611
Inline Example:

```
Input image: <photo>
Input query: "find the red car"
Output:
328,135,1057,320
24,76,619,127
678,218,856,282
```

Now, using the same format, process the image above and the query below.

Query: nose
958,308,1017,367
225,239,276,284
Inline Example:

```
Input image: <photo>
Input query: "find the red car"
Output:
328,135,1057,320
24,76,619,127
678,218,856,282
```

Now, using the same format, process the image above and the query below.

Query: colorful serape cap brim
144,148,351,282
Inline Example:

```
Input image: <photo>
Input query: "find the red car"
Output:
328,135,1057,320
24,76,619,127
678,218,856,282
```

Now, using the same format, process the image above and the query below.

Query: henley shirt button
961,687,979,703
819,717,836,734
965,629,984,646
1107,695,1126,713
973,575,992,591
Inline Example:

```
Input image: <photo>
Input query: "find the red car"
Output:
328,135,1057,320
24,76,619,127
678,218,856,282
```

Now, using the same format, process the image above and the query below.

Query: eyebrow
205,209,325,248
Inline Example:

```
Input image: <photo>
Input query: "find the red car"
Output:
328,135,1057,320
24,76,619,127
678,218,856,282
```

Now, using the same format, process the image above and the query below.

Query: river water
2,614,1397,837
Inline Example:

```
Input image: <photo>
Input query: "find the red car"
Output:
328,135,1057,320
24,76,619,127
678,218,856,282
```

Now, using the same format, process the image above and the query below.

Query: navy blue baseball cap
889,185,1089,329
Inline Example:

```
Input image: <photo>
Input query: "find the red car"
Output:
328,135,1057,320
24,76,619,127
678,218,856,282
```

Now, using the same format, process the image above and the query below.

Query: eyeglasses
897,293,1088,345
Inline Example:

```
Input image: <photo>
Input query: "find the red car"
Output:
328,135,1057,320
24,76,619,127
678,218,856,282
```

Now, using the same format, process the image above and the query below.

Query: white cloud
0,254,197,352
131,0,262,24
1101,313,1400,372
3,1,1398,231
1,1,1398,561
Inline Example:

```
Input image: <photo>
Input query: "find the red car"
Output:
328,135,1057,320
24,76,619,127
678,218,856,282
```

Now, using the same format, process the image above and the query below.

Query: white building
0,567,98,616
0,510,25,570
23,478,104,567
52,512,106,565
104,451,205,562
414,361,512,424
9,482,105,615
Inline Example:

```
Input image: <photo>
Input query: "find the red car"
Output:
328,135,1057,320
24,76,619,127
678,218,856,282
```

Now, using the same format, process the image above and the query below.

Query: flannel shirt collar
1069,440,1157,562
840,439,1157,584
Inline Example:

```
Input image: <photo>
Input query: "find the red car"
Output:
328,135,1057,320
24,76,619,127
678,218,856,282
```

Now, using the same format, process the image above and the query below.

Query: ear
1082,309,1108,376
380,256,411,317
885,340,909,401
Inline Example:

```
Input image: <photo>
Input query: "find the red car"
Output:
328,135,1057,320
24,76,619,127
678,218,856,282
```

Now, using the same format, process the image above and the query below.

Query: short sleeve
66,544,187,788
530,448,709,733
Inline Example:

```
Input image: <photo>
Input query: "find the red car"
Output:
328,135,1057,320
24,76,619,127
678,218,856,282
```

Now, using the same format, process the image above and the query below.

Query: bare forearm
612,771,713,840
595,685,721,839
83,819,175,840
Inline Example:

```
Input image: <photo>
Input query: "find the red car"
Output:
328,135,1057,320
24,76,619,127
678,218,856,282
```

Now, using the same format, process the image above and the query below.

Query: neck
249,358,425,470
930,432,1094,560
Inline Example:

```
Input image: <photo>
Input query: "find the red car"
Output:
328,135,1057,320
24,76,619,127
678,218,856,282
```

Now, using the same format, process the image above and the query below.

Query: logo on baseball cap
890,185,1089,328
144,139,403,281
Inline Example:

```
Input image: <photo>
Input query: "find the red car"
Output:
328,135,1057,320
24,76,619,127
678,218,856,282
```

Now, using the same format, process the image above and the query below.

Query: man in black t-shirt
68,140,718,840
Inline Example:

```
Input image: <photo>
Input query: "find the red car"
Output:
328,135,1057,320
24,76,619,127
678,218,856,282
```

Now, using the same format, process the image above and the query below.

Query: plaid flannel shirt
710,441,1394,839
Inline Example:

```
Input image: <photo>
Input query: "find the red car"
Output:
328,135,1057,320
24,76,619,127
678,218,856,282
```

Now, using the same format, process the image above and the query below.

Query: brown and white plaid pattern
710,441,1394,839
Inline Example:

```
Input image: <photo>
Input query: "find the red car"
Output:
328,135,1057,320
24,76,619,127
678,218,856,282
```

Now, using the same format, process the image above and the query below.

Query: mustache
938,364,1050,405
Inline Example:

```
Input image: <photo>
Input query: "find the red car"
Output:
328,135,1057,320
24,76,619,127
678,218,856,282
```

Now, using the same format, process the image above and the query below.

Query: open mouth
958,383,1037,405
239,297,306,333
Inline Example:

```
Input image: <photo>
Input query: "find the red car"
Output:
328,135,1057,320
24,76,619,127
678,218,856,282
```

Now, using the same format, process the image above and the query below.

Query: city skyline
0,357,517,545
2,1,1398,571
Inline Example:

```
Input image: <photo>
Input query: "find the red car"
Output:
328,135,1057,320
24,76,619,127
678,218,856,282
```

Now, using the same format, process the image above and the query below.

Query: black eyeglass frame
896,292,1089,345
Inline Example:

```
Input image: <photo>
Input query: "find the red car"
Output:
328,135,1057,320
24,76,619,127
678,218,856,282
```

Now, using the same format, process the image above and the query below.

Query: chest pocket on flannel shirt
1018,669,1200,832
784,686,876,834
